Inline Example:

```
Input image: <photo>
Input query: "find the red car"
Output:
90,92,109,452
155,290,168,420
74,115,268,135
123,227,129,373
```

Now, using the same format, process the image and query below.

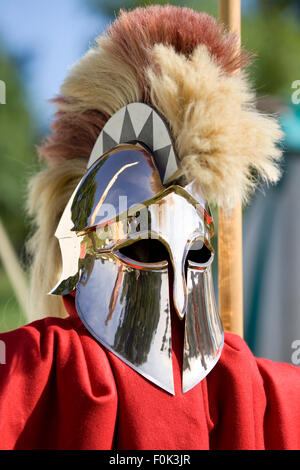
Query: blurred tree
243,0,300,98
0,43,38,330
85,0,217,18
259,0,300,15
0,45,38,252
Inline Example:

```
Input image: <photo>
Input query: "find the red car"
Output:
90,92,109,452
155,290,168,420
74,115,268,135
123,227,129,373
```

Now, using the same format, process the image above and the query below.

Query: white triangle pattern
88,134,104,169
163,147,178,184
153,111,171,151
127,103,152,137
104,106,126,143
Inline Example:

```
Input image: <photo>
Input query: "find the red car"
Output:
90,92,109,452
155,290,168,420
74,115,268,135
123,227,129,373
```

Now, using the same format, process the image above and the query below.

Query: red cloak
0,294,299,450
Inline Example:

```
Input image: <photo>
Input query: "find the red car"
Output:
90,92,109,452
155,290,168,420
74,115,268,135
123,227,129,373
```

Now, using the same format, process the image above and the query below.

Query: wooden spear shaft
218,0,243,337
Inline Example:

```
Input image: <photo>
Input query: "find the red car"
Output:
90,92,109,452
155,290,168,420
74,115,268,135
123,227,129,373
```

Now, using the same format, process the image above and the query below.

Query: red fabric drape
0,294,299,450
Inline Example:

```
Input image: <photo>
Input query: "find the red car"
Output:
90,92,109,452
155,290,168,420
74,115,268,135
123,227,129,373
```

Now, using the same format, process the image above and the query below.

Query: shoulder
210,331,300,413
0,315,115,383
218,332,300,385
0,316,78,365
222,332,300,382
217,332,262,376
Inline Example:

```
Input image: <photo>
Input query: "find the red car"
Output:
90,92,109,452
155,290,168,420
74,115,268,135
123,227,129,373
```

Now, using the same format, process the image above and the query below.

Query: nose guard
50,103,223,394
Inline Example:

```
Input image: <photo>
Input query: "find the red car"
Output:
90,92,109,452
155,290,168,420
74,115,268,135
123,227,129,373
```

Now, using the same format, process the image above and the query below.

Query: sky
0,0,109,128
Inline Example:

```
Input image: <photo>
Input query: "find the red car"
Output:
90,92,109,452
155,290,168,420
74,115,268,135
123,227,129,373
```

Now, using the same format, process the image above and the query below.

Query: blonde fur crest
148,44,283,208
59,39,141,116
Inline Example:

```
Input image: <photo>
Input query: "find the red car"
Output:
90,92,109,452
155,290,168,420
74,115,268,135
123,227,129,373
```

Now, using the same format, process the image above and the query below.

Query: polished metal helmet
51,103,223,394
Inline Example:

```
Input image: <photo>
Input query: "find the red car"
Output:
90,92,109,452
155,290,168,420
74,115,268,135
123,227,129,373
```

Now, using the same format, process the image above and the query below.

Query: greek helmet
37,6,282,394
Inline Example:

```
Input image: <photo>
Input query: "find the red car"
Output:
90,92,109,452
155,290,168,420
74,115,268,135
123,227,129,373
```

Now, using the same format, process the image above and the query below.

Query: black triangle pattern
152,145,171,182
137,111,153,151
102,131,118,154
120,108,137,143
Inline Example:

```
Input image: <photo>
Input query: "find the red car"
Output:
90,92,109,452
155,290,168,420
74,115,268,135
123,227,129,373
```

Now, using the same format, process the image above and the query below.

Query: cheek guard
50,103,224,394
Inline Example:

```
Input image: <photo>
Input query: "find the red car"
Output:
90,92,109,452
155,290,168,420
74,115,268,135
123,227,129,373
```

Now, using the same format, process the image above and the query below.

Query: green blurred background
0,0,299,359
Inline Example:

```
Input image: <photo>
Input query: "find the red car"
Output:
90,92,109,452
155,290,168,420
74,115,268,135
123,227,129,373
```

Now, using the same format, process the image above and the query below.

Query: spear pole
218,0,243,337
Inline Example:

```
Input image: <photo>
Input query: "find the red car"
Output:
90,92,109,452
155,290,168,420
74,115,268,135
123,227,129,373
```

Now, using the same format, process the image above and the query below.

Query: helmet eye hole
186,242,213,265
118,239,170,264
